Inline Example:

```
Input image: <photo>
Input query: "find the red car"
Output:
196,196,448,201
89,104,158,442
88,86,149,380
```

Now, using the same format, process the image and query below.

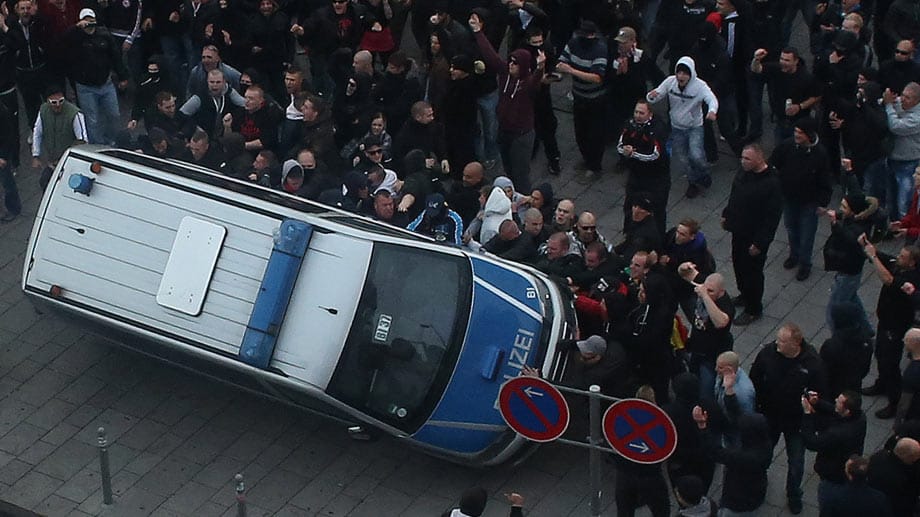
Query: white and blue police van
22,147,577,466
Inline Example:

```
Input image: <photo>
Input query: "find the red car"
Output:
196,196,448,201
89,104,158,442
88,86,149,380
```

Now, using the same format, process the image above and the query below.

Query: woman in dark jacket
695,410,774,513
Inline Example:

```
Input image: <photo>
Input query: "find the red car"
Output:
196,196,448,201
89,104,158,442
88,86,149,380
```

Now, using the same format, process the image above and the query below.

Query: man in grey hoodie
647,56,719,199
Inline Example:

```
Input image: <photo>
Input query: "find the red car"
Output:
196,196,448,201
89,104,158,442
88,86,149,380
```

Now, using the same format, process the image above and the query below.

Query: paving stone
402,495,454,517
0,299,43,334
161,481,218,513
193,456,249,490
56,465,103,504
34,438,98,481
7,359,42,383
115,419,168,451
0,470,63,510
0,422,44,455
50,345,110,380
0,459,32,485
110,485,167,516
144,432,184,457
274,504,314,516
63,405,105,429
26,397,77,430
243,468,308,513
135,455,200,497
0,400,37,440
57,375,106,407
347,485,413,517
318,493,361,517
122,452,163,478
33,493,79,515
289,477,345,513
75,409,138,447
18,440,58,466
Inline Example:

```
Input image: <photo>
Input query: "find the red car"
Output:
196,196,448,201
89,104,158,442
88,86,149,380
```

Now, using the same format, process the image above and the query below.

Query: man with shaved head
680,270,736,395
567,211,612,256
481,219,537,262
867,437,920,516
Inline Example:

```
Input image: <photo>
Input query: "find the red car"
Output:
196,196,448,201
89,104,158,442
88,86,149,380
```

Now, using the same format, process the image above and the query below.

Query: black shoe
795,265,812,281
788,498,803,515
731,295,746,307
875,405,897,419
783,256,798,269
861,383,883,396
734,312,762,326
549,157,561,176
0,213,19,224
685,184,702,199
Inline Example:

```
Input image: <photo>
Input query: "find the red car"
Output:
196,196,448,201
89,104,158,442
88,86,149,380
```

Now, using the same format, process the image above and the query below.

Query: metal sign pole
588,385,602,516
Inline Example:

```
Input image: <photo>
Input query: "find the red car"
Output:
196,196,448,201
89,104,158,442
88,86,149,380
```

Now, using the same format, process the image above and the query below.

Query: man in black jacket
861,242,920,418
721,144,783,324
617,100,670,235
64,8,129,145
867,437,920,516
770,116,833,281
749,322,828,514
801,390,868,514
822,193,875,337
822,456,893,516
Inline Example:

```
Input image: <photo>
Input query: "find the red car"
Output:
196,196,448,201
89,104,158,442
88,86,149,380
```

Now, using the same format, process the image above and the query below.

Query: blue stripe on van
239,220,312,369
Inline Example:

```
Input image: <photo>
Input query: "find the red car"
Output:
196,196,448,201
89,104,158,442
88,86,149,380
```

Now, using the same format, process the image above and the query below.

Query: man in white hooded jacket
647,56,719,199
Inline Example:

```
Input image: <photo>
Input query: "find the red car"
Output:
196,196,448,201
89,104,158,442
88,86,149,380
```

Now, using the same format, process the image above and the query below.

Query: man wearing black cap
770,116,833,281
613,192,664,259
557,20,608,182
407,193,464,245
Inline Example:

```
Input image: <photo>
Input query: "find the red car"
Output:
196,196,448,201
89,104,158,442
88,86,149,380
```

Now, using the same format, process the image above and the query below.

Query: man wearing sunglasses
31,87,87,190
878,40,920,95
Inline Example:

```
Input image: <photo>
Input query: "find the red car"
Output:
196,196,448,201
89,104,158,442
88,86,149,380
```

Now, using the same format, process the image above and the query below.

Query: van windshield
326,243,472,433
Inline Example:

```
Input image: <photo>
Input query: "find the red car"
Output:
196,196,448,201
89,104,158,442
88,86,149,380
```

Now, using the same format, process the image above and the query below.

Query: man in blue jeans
770,116,833,281
647,56,718,198
882,82,920,220
62,9,128,145
750,323,828,515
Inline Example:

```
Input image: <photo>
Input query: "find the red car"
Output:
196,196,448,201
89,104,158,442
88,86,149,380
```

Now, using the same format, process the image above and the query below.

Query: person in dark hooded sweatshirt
815,30,864,171
664,373,717,491
333,71,375,148
835,80,890,185
441,54,481,175
294,93,338,169
821,303,874,397
822,192,876,336
319,169,371,213
693,409,774,514
470,12,544,194
626,274,676,403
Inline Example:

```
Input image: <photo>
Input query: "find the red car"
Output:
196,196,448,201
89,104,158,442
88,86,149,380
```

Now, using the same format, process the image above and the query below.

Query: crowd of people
2,0,920,515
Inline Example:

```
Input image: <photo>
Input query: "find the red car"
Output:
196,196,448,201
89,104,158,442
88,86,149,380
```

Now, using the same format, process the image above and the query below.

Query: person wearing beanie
648,57,719,198
441,487,524,517
557,20,609,183
442,54,480,173
769,115,834,281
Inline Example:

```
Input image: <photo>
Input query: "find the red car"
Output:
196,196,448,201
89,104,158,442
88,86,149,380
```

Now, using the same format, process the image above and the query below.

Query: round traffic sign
498,376,570,442
602,398,677,464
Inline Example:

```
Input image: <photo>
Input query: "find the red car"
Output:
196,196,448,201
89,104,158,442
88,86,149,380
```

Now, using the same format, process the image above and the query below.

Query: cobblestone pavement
0,31,908,517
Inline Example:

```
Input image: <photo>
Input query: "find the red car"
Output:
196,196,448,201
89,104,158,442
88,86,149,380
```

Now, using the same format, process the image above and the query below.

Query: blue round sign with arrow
603,398,678,464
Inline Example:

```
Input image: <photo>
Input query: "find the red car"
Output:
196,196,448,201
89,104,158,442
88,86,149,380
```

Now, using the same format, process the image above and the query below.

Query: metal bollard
588,385,603,516
235,473,246,517
97,427,113,505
